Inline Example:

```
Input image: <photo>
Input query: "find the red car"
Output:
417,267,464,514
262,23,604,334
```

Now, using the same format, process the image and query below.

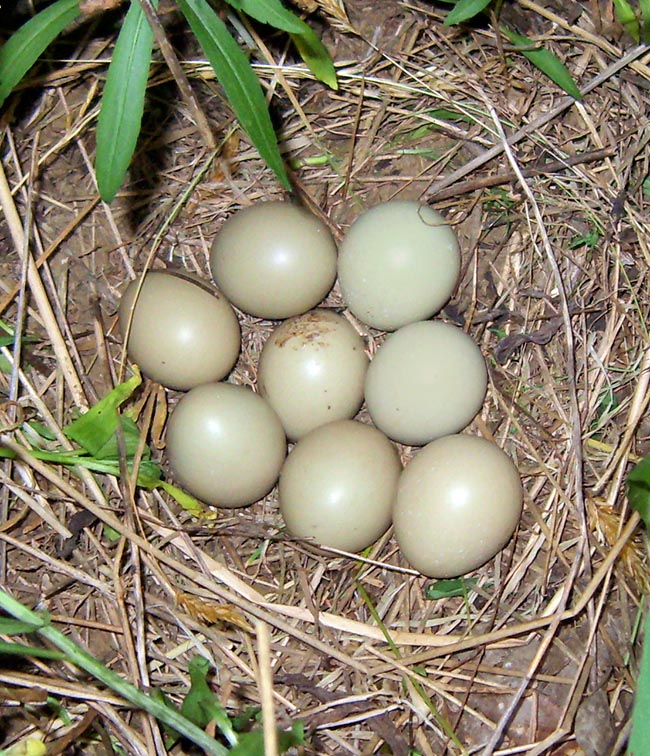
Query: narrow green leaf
613,0,641,41
628,457,650,530
93,414,151,461
157,480,212,518
95,1,156,202
181,657,238,746
63,369,142,455
629,607,650,754
224,0,337,87
0,640,64,660
177,0,291,189
290,25,338,90
444,0,493,26
0,0,80,109
0,617,42,634
425,577,479,599
228,724,304,756
501,27,582,100
223,0,305,33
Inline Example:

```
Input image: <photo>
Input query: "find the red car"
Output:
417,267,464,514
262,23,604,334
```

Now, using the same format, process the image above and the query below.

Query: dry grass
1,0,649,754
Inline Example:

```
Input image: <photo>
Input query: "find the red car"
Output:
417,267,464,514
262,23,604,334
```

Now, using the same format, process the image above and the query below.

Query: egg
337,201,460,331
257,309,369,440
166,383,286,508
393,435,523,577
210,201,338,320
119,270,240,391
279,420,401,552
364,320,487,445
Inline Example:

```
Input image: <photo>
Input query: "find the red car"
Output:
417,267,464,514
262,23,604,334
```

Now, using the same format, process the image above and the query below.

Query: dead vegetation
1,0,649,754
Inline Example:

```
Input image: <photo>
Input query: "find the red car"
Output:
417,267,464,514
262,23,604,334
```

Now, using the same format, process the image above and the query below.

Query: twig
424,45,650,200
430,147,615,201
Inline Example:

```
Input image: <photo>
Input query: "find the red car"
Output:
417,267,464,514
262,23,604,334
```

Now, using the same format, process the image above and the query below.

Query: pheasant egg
338,201,460,331
119,271,240,391
364,320,487,445
279,420,401,552
257,309,369,440
394,435,523,577
166,383,286,508
210,201,337,319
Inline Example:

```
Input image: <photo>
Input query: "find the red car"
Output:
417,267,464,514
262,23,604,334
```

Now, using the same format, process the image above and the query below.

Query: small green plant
626,458,650,754
613,0,650,42
0,0,337,201
0,367,207,517
0,597,303,754
442,0,582,99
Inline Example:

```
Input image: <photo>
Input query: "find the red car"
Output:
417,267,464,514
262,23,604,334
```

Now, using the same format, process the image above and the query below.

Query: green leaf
223,0,305,33
628,457,650,530
177,0,291,189
63,369,142,455
95,1,156,202
93,414,151,461
0,640,64,660
181,656,238,747
0,0,80,110
289,25,338,90
0,617,42,635
228,723,304,756
501,27,582,100
157,480,211,518
444,0,493,26
613,0,641,41
629,606,650,754
425,578,479,599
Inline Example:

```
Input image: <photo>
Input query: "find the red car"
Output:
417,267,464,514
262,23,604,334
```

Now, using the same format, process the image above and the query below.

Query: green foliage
177,0,291,190
0,369,207,515
627,460,650,755
442,0,581,98
500,27,582,100
628,457,650,530
424,577,479,599
443,0,493,26
95,0,156,203
0,0,337,200
157,655,304,754
0,0,80,109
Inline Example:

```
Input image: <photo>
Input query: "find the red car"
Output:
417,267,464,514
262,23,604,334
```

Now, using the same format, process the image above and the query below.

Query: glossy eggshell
166,383,286,508
257,309,369,440
210,202,337,319
279,420,401,552
393,435,523,577
364,320,487,445
119,271,240,391
338,201,460,331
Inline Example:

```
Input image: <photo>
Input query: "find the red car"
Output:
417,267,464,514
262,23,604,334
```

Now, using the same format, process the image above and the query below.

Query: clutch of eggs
116,200,523,577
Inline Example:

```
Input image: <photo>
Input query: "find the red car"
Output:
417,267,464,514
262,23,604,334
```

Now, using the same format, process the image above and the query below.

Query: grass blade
95,0,156,202
501,27,582,99
0,0,80,109
444,0,493,26
225,0,337,87
0,588,228,756
630,602,650,754
629,457,650,530
613,0,641,40
223,0,304,33
290,25,338,90
177,0,291,189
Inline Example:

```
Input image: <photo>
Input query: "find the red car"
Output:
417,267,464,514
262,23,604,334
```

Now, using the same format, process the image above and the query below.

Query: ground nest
1,0,649,754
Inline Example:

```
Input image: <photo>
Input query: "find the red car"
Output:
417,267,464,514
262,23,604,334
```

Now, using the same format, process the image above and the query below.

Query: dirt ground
1,0,649,754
